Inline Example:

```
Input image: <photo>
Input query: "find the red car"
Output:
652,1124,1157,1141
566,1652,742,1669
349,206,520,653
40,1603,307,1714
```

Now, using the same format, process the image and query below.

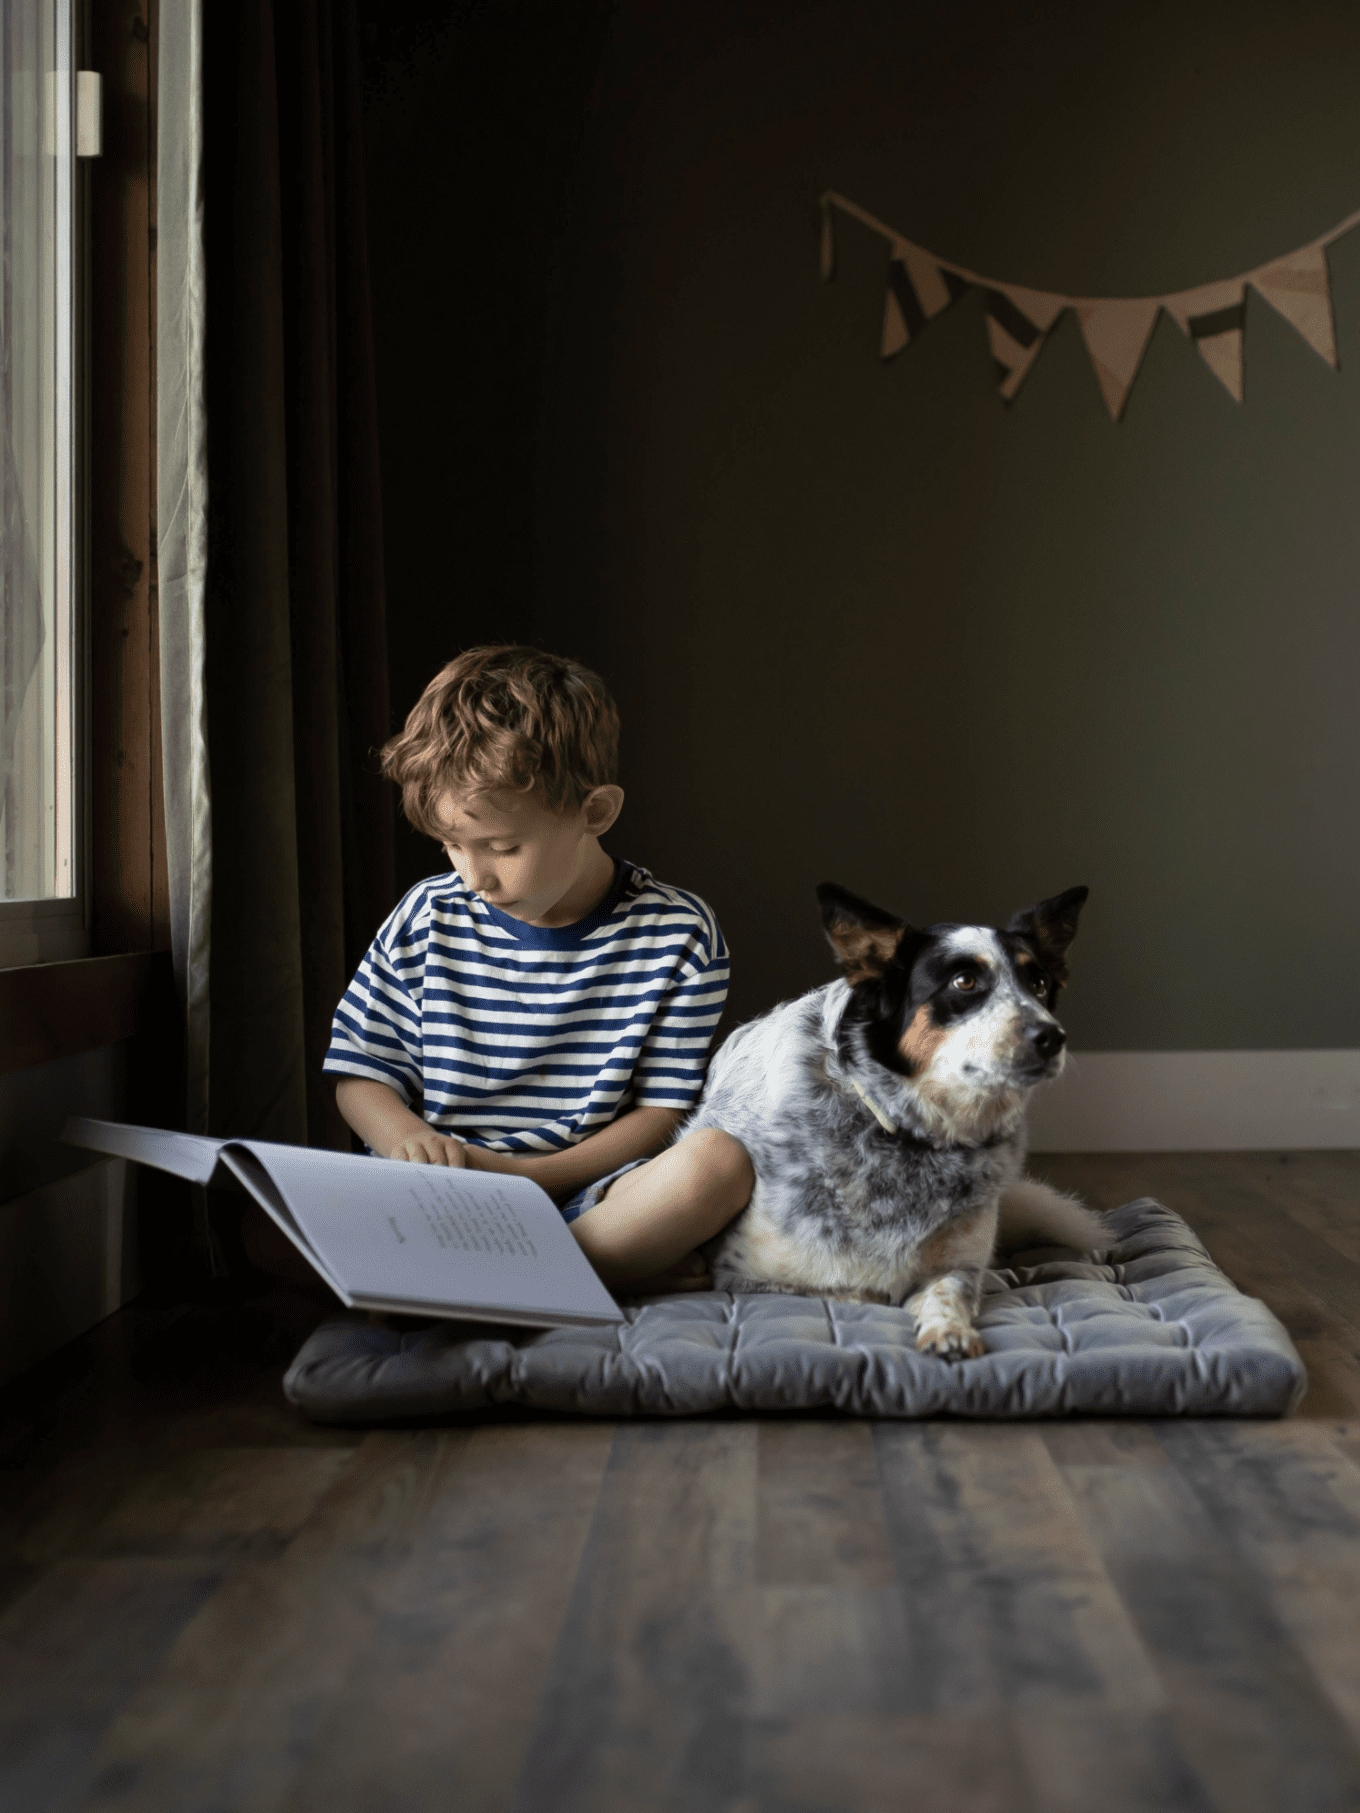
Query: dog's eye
951,973,976,992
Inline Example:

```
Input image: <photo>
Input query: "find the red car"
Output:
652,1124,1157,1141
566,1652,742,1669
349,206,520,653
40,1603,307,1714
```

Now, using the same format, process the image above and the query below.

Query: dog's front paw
915,1321,986,1361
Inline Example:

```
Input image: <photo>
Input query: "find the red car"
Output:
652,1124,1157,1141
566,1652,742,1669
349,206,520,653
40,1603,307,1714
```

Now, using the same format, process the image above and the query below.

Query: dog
687,882,1105,1359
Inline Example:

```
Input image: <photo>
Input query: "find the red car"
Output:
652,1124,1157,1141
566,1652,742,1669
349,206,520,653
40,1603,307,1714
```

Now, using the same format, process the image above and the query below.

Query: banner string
820,190,1360,417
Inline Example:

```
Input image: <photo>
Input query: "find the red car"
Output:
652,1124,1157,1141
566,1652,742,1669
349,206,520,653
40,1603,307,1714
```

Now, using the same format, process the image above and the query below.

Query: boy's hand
386,1132,468,1167
336,1080,467,1167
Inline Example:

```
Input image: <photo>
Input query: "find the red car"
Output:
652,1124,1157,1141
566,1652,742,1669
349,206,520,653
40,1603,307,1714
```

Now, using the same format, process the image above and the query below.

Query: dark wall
359,0,613,895
361,0,1360,1052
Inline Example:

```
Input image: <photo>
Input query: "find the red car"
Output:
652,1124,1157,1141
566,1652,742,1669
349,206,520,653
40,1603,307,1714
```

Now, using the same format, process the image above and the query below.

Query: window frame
0,0,88,964
0,0,171,1079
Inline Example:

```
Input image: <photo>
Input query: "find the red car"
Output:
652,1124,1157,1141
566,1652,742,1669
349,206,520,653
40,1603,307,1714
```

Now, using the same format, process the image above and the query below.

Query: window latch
76,70,102,158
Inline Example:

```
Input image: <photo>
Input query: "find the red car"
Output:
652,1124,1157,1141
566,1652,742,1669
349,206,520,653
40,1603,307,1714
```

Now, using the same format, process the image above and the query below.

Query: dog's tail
996,1177,1107,1256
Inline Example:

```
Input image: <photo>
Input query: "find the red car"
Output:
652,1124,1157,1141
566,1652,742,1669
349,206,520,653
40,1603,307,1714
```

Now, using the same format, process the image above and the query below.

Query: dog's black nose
1026,1023,1066,1061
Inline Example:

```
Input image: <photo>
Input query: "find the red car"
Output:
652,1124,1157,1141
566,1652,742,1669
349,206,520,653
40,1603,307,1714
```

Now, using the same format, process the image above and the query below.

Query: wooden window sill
0,951,176,1075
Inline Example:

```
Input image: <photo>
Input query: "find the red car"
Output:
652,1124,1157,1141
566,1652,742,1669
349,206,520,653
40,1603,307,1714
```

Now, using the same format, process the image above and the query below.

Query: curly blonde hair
381,646,620,838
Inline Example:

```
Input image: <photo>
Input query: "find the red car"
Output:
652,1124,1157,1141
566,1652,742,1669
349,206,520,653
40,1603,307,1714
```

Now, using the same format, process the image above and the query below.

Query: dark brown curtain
203,0,393,1151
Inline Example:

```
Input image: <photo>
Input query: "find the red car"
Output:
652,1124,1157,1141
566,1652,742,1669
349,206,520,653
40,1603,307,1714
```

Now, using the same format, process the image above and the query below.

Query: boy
326,645,753,1291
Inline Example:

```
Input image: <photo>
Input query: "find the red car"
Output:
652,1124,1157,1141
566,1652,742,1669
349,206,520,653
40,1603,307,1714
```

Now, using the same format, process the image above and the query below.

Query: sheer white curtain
157,0,211,1136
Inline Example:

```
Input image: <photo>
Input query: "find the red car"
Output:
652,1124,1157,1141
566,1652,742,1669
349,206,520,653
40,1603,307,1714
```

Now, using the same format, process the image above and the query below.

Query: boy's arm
340,1073,681,1189
335,1078,468,1165
462,1107,684,1198
335,1079,681,1191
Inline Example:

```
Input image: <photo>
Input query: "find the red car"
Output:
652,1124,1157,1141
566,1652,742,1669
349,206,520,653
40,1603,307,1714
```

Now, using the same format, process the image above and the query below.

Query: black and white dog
688,883,1105,1359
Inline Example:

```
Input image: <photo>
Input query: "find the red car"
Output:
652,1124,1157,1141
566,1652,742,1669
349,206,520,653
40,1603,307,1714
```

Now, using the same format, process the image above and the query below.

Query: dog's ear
816,883,914,984
1006,886,1089,985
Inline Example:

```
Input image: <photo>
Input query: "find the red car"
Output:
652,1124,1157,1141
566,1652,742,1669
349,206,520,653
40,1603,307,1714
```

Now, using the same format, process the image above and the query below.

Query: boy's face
435,784,623,928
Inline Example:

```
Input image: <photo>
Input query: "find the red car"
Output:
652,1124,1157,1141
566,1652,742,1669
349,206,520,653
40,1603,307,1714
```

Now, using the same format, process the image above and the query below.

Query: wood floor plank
1040,1423,1172,1470
1049,1432,1360,1811
1181,1192,1360,1343
737,1710,1031,1813
1032,1151,1360,1267
89,1447,356,1559
872,1424,1166,1714
279,1427,471,1563
1273,1193,1360,1268
1177,1213,1360,1372
1290,1338,1360,1422
3,1440,160,1569
64,1431,473,1812
1030,1152,1194,1213
510,1421,759,1813
756,1420,896,1587
0,1304,351,1571
279,1422,616,1813
747,1586,911,1721
0,1558,223,1813
1157,1422,1360,1751
1012,1709,1216,1813
1224,1154,1360,1265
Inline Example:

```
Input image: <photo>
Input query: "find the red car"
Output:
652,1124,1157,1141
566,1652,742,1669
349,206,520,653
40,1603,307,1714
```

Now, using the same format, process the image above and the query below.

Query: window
0,0,82,965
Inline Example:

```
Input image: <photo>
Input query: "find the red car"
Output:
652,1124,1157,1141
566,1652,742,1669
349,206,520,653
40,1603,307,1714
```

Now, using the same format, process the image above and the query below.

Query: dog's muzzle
1013,1020,1066,1081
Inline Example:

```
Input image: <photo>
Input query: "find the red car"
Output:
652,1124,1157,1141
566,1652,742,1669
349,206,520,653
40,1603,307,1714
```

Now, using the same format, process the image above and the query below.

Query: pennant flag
999,283,1068,333
984,284,1065,400
1250,245,1336,366
1164,279,1246,401
902,241,958,318
880,281,908,358
880,239,961,357
819,190,1360,420
1075,299,1161,420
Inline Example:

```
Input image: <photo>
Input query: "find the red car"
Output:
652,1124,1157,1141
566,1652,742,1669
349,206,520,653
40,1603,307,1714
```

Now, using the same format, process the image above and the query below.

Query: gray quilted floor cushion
282,1197,1307,1422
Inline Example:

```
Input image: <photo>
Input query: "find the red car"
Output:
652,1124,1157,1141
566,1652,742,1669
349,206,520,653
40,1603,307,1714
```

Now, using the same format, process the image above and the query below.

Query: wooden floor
2,1152,1359,1813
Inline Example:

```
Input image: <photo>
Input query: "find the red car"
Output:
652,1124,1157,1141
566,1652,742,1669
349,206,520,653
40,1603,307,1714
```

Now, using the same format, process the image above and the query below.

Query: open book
63,1118,624,1330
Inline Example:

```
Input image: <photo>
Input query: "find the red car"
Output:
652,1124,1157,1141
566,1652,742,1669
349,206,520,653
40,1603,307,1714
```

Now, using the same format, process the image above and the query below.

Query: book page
63,1117,231,1186
236,1142,623,1326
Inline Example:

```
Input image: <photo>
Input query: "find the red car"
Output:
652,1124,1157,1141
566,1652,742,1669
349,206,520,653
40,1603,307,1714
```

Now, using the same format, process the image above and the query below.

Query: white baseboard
1026,1050,1360,1152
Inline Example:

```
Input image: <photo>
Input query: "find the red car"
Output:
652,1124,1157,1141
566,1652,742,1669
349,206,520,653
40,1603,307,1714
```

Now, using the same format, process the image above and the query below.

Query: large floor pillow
282,1197,1307,1422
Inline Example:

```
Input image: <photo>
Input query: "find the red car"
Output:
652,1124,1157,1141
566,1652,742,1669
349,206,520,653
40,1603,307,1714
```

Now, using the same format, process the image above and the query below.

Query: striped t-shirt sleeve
326,915,425,1105
630,911,730,1110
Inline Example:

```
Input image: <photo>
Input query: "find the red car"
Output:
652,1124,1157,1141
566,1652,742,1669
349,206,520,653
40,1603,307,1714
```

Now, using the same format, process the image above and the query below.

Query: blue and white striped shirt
324,859,729,1152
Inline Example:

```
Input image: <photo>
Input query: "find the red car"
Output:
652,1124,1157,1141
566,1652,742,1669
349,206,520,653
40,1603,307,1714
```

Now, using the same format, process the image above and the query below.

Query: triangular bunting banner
998,284,1067,334
1250,246,1336,367
881,282,909,359
1076,299,1161,419
1162,280,1246,401
898,240,956,319
880,238,961,357
820,191,1360,421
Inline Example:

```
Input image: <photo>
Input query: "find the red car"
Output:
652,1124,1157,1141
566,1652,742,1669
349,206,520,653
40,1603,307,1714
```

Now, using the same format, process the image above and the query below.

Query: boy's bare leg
568,1127,753,1292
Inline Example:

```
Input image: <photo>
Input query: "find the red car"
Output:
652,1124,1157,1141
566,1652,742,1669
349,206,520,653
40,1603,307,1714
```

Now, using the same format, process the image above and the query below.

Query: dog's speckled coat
688,888,1105,1357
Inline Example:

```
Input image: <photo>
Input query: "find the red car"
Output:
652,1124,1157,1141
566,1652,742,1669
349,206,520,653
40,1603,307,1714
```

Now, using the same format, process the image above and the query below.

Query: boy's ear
816,882,916,984
582,785,624,836
1005,886,1089,985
